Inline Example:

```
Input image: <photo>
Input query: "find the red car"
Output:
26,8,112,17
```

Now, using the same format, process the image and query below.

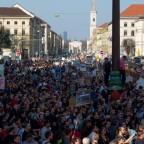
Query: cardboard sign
136,77,144,90
0,64,4,77
69,96,76,108
126,76,133,83
76,89,91,106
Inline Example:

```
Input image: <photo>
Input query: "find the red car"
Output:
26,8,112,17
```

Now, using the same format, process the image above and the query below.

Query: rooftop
120,4,144,17
0,7,30,17
98,22,109,28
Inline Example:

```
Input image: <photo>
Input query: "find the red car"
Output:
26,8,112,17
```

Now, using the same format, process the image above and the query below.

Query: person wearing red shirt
111,86,121,101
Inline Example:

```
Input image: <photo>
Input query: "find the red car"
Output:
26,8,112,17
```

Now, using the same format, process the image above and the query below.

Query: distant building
0,3,51,59
62,31,67,41
91,4,144,56
69,40,82,53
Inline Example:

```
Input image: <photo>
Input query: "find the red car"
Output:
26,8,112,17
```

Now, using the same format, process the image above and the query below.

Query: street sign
16,50,20,55
100,50,103,54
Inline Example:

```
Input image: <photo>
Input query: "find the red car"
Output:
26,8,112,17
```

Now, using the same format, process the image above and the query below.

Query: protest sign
76,89,91,106
73,60,80,69
0,64,4,76
136,77,144,90
69,96,76,108
126,76,133,83
0,77,5,89
80,66,86,72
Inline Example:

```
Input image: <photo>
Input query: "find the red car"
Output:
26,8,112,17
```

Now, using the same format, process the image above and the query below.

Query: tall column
108,0,121,90
112,0,120,70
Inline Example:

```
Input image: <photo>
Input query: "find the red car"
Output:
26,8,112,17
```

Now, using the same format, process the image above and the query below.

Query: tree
0,26,13,54
122,39,135,56
80,39,87,52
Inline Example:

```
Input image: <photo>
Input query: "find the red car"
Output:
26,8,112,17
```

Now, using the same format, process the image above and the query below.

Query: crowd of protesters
0,58,144,144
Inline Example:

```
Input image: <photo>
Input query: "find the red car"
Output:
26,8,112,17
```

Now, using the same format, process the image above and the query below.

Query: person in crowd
103,57,111,86
22,133,39,144
62,128,72,144
22,123,32,142
88,125,99,143
42,131,53,144
40,120,51,143
71,137,81,144
119,56,127,86
0,59,143,144
135,130,144,144
91,133,99,144
111,86,121,101
82,137,90,144
13,135,21,144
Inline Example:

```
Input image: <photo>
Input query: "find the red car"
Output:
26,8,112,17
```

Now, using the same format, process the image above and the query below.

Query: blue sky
1,0,144,40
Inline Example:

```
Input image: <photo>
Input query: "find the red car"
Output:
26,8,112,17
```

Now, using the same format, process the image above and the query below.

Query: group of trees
0,26,13,54
122,38,135,56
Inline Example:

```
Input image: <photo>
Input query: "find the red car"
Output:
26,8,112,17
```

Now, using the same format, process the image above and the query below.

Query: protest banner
0,64,4,76
76,89,91,106
0,77,5,89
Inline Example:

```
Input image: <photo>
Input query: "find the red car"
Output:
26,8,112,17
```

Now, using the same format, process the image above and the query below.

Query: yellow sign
137,49,140,56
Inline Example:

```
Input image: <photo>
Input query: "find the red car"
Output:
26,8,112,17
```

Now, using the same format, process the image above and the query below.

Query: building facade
91,4,144,56
87,0,97,53
69,40,82,53
0,3,52,59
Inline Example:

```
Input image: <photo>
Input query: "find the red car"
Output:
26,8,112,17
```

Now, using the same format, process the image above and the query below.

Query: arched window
131,31,134,36
124,30,127,36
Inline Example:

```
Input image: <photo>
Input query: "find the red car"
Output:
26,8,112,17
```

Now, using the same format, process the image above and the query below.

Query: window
131,30,135,36
7,21,10,25
14,29,18,35
14,21,18,25
124,22,127,27
131,22,134,27
22,29,25,35
124,30,127,36
22,21,25,25
93,18,95,22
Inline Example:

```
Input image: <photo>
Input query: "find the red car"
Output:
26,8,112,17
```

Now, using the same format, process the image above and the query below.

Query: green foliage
0,26,14,54
122,39,135,56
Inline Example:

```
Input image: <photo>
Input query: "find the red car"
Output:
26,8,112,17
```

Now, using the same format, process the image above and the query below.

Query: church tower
90,0,97,38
